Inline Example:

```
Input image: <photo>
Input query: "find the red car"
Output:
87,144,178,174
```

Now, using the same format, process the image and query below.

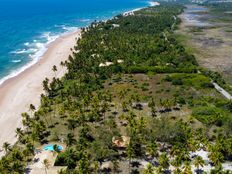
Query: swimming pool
43,144,63,151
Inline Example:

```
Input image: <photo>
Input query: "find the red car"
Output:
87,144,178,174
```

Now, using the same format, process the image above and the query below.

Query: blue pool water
43,144,63,151
0,0,150,85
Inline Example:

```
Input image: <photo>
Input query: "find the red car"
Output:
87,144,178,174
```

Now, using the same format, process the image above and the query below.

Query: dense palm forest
1,3,232,174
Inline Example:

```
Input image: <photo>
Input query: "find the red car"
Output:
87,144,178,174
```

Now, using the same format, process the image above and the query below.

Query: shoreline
123,1,159,16
0,30,81,156
0,28,79,86
0,2,158,157
0,1,157,87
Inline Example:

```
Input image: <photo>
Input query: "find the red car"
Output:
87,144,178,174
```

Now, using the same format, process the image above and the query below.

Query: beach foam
24,42,30,46
62,26,80,33
123,8,143,16
11,48,38,55
79,19,91,22
11,60,22,63
123,1,160,16
0,28,80,86
11,49,28,54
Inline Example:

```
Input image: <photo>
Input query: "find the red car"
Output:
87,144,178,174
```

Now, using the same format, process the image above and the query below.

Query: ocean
0,0,150,84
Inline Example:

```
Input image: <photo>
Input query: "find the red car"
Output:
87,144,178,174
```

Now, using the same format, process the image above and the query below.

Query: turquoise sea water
0,0,149,84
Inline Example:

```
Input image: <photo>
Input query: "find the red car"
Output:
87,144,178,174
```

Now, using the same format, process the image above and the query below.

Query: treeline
0,3,231,174
66,3,198,79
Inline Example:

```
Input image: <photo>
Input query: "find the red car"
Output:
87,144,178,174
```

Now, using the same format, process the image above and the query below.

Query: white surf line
212,82,232,100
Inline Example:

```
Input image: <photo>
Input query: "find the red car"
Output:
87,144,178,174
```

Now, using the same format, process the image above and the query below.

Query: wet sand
0,30,81,156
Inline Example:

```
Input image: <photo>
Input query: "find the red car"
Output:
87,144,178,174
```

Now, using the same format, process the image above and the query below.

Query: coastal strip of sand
0,30,81,157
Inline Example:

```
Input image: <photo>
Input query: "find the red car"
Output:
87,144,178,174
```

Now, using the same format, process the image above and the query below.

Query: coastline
0,30,81,156
0,1,158,157
0,1,156,87
0,29,78,86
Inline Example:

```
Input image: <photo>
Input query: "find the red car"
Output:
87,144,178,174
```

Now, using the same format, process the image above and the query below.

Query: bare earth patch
177,5,232,84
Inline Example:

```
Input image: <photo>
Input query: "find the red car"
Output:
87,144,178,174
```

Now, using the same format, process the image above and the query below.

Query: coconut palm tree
119,90,126,101
188,137,200,152
93,160,100,174
21,112,31,133
43,159,50,174
173,168,182,174
77,152,90,174
148,98,156,117
29,104,36,117
0,157,10,173
122,101,129,112
193,156,204,174
52,65,58,78
147,140,158,159
170,145,181,157
26,142,35,155
126,142,135,174
42,78,50,95
60,61,66,74
2,142,11,154
209,165,224,174
224,135,232,157
101,100,109,120
159,153,169,172
58,168,67,174
65,133,76,147
53,144,61,155
155,166,163,174
15,128,23,139
23,146,33,162
143,163,154,174
30,131,38,146
208,144,224,167
151,106,157,117
182,161,192,174
67,119,77,133
171,156,182,170
11,160,25,174
148,98,155,108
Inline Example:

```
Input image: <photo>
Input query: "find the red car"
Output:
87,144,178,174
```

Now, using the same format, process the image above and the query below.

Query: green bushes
192,106,228,125
55,148,79,169
165,73,212,89
124,66,197,74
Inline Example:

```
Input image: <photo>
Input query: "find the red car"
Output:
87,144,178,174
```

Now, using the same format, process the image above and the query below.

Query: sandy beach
0,30,81,157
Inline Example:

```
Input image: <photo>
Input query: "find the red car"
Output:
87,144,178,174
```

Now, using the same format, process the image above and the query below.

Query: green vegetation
0,2,232,174
165,73,212,89
192,106,226,125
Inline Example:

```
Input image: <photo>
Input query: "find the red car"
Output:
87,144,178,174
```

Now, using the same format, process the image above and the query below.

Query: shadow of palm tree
131,169,139,174
101,167,111,174
24,168,32,174
195,169,204,174
131,161,141,168
164,170,172,174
